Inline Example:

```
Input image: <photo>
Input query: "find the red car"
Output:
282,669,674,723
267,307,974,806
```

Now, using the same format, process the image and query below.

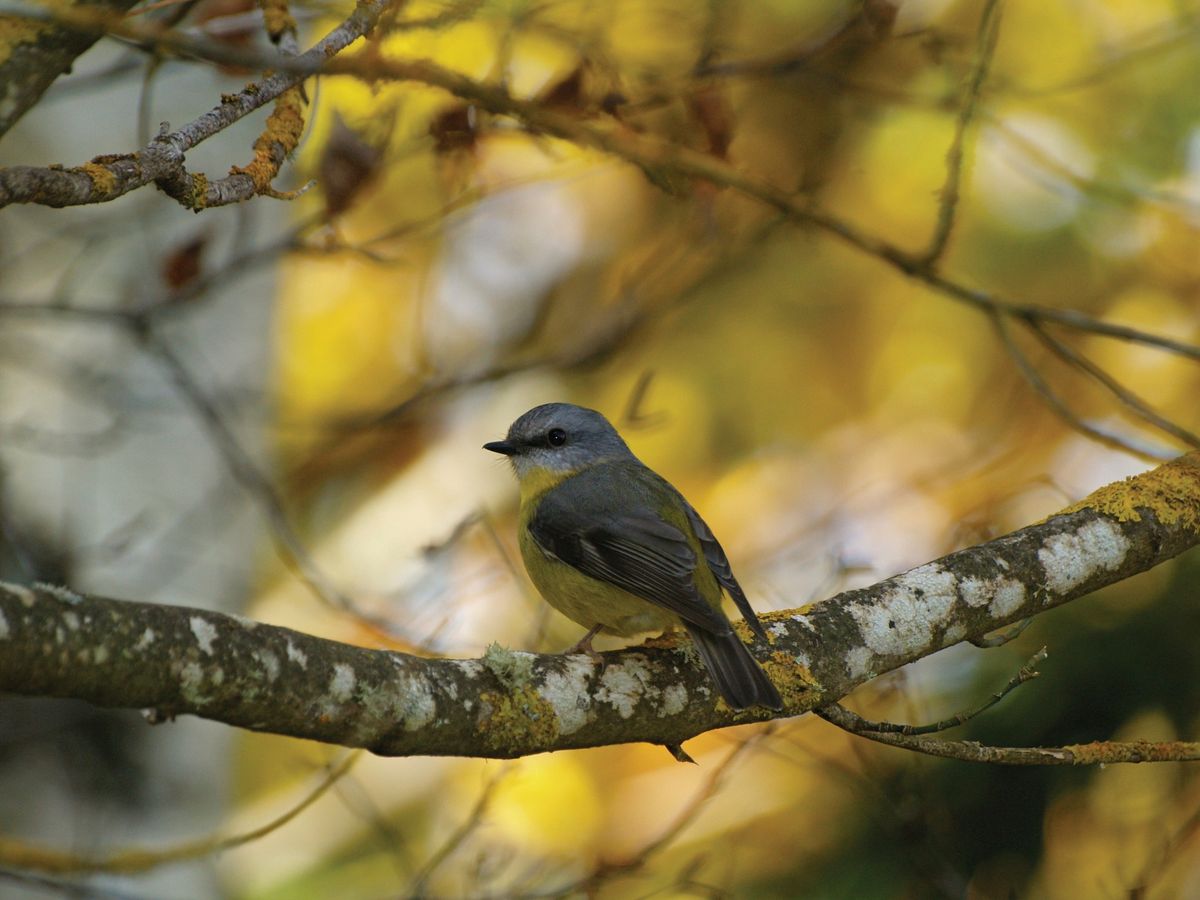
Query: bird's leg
565,623,605,667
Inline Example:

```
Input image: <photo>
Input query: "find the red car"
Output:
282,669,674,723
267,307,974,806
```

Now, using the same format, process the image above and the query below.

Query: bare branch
1003,17,1200,98
4,6,1199,418
300,54,1200,370
140,327,431,647
1130,800,1200,897
920,0,1001,267
407,762,512,896
818,704,1200,765
539,729,769,898
820,646,1047,737
0,752,360,873
1027,319,1200,451
991,311,1174,461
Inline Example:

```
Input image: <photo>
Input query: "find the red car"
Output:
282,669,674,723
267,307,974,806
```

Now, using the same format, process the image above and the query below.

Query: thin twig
621,370,669,430
407,763,513,897
991,312,1174,460
0,867,150,900
139,326,432,647
0,752,360,873
1027,319,1200,451
304,54,1200,370
819,647,1047,737
921,0,1002,266
1003,18,1200,98
331,773,415,879
819,707,1200,765
6,7,1200,389
536,727,772,898
1129,797,1200,898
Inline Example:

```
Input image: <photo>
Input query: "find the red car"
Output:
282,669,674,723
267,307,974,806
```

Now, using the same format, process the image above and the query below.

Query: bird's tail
684,624,783,711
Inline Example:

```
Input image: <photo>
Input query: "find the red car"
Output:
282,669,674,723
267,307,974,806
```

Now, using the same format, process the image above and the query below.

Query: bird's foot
565,624,606,671
663,742,697,764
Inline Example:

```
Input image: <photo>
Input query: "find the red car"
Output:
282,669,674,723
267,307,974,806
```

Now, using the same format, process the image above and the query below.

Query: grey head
483,403,633,477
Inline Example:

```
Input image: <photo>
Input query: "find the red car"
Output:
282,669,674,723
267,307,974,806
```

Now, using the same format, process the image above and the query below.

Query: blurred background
2,0,1200,896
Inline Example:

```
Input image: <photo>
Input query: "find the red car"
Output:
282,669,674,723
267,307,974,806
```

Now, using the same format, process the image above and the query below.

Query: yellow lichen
759,607,814,629
478,686,559,753
0,15,49,68
0,0,121,67
763,651,819,710
258,0,296,41
1062,740,1200,765
78,162,117,198
230,85,306,192
640,630,687,651
188,172,209,210
1054,452,1200,532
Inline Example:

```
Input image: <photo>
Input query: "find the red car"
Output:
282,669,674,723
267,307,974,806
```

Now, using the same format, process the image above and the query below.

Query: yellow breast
515,466,677,637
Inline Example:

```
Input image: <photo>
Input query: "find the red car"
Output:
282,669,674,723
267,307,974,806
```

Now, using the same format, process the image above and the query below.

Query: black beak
483,440,518,456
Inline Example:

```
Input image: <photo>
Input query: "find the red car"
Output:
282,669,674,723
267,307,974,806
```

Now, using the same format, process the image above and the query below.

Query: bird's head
484,402,632,481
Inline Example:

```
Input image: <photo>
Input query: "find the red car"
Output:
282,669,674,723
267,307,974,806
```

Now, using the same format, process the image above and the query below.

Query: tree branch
0,453,1196,758
818,703,1200,765
0,0,387,209
0,0,140,139
919,0,1001,267
824,646,1048,737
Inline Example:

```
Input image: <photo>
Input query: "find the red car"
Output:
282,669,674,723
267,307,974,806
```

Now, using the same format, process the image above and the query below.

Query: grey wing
681,498,769,642
528,498,731,635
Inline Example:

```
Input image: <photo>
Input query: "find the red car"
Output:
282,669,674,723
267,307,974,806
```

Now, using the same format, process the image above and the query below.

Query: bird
484,402,783,711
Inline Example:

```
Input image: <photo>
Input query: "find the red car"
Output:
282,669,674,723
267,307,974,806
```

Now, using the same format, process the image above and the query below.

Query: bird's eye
547,428,567,447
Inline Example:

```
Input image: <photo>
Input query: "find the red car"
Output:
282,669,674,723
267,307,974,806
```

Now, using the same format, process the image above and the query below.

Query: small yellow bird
485,402,782,711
